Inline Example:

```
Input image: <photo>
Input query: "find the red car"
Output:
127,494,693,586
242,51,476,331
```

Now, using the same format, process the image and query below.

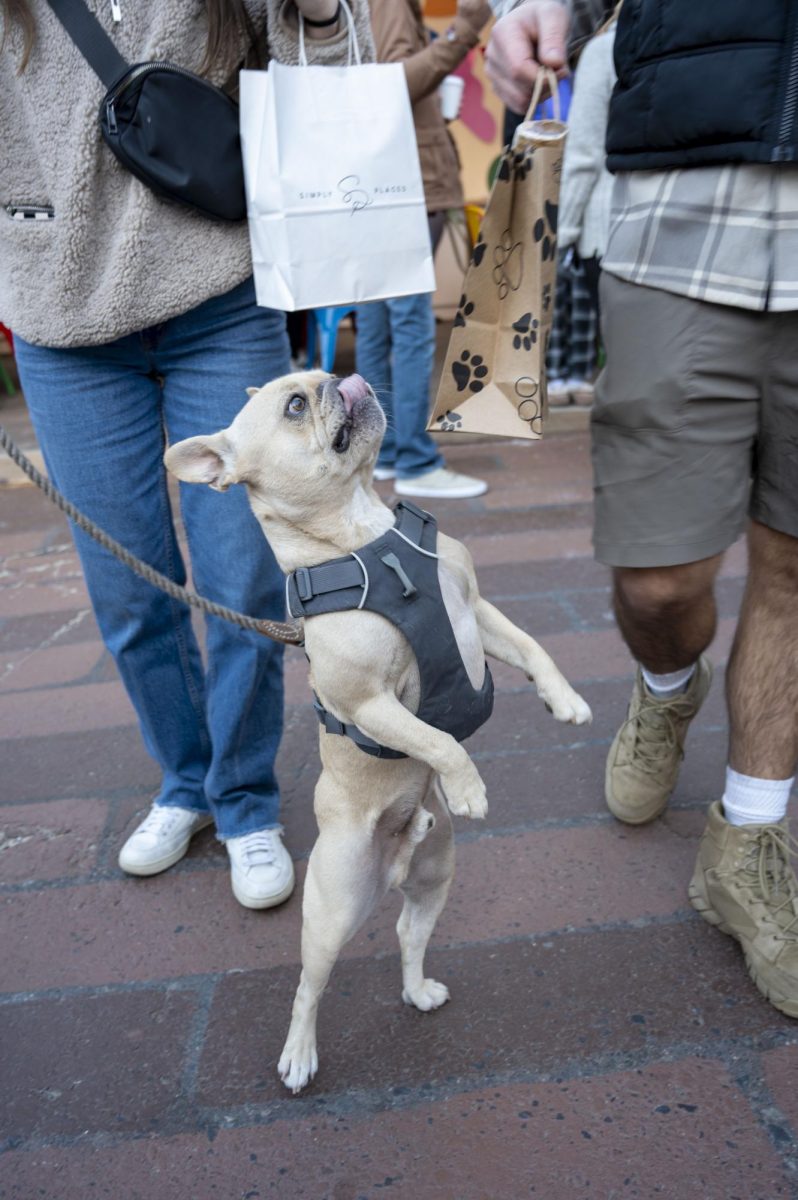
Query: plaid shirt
603,165,798,312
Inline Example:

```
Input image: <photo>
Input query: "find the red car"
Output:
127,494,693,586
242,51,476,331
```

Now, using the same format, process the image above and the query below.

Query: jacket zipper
774,17,798,160
105,61,229,135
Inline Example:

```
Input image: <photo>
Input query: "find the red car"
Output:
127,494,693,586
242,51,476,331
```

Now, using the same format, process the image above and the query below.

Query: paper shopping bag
427,71,567,441
239,2,435,312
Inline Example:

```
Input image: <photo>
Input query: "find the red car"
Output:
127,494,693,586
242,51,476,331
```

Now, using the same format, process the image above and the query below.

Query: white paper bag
239,3,435,312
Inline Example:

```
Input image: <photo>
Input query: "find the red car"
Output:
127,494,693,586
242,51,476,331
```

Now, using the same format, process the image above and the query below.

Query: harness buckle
380,551,417,599
295,566,313,603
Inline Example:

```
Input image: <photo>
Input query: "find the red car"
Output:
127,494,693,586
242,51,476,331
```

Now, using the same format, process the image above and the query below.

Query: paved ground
2,352,798,1199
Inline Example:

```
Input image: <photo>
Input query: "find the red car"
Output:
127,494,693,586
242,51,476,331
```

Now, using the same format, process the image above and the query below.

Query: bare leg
612,555,723,672
397,780,455,1011
727,521,798,779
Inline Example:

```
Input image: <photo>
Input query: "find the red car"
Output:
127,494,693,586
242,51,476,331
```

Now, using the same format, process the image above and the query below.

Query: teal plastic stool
305,306,356,372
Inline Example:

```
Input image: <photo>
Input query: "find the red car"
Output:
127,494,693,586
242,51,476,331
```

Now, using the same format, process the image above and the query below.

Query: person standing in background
0,0,374,909
356,0,493,501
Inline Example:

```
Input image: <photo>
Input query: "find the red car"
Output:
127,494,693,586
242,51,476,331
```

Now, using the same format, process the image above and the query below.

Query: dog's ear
164,432,240,493
246,387,259,398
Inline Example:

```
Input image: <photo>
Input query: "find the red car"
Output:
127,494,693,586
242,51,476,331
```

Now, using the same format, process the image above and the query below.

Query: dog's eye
286,394,307,417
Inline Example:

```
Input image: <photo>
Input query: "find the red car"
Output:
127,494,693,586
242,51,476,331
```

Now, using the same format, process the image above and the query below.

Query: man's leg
605,558,719,824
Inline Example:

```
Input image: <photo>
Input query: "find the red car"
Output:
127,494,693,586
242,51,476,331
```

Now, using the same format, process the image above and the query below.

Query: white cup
439,74,465,121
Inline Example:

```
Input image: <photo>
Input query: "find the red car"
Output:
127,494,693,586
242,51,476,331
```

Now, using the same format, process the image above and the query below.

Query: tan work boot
605,656,713,824
689,801,798,1018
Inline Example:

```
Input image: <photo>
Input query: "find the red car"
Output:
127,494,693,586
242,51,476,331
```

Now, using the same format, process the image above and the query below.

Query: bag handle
45,0,129,89
523,66,561,123
297,0,361,68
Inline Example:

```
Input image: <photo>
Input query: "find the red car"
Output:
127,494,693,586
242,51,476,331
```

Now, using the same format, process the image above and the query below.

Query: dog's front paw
402,978,450,1011
278,1035,319,1095
537,677,592,726
438,764,488,820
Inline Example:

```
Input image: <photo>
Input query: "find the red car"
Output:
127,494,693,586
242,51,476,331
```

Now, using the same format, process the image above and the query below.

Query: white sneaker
226,828,295,910
373,466,397,481
394,466,487,500
565,377,594,406
547,377,571,403
118,804,214,876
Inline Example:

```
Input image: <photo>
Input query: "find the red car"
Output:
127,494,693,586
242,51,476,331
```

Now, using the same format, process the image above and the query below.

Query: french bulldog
165,370,591,1094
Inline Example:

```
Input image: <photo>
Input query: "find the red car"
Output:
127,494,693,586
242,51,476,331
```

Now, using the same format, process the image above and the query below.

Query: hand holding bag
427,69,567,441
45,0,246,221
239,0,435,312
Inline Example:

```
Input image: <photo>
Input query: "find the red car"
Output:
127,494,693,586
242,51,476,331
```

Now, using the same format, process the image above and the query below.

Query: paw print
497,151,513,183
512,311,539,350
454,293,475,328
513,146,534,181
542,282,552,313
533,199,559,262
437,409,463,431
492,229,524,299
472,233,487,267
452,351,489,394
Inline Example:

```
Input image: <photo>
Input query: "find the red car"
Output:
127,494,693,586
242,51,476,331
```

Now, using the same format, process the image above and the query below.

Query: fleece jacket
0,0,374,347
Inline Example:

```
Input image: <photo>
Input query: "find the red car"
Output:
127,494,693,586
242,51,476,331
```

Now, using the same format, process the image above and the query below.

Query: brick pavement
1,379,798,1199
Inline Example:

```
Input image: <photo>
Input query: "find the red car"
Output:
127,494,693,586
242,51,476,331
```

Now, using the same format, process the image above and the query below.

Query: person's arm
558,31,615,248
484,0,570,113
371,0,492,105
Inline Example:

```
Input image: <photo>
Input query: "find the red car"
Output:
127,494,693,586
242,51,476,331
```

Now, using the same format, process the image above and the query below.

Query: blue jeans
15,278,290,839
355,292,443,479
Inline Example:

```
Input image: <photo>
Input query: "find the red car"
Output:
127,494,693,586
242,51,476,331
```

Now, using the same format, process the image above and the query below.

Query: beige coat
368,0,482,212
0,1,374,347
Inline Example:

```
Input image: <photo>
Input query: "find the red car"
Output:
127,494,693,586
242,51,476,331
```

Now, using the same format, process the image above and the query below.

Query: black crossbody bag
46,0,247,221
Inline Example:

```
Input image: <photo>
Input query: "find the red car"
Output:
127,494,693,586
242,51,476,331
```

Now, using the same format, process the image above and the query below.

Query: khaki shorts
591,273,798,567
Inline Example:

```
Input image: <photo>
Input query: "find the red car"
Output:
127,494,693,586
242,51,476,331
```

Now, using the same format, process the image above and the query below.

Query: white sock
641,664,696,698
722,767,794,827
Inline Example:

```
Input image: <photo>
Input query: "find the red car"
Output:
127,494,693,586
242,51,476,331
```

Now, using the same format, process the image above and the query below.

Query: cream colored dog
165,371,591,1094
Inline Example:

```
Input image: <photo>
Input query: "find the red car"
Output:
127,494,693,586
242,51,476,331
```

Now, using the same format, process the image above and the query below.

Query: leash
0,424,304,646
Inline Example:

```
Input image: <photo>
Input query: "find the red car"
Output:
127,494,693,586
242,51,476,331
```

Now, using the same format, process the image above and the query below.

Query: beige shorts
591,273,798,567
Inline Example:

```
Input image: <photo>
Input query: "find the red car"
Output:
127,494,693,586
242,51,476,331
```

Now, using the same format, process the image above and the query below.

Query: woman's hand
456,0,494,34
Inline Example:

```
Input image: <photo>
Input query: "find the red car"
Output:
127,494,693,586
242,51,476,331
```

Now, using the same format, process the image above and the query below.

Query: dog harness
286,501,494,758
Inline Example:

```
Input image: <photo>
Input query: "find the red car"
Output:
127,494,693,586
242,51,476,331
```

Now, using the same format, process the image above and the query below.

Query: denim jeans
15,278,290,839
355,291,443,480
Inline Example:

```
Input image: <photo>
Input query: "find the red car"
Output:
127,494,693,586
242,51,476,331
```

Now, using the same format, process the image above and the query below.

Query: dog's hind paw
402,978,450,1011
278,1038,319,1094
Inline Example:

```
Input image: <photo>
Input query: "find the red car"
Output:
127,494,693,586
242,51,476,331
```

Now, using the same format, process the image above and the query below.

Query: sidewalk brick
0,1058,789,1199
0,607,95,653
0,987,196,1140
0,679,135,739
194,921,790,1108
762,1045,798,1135
2,725,159,804
0,797,107,883
0,640,105,692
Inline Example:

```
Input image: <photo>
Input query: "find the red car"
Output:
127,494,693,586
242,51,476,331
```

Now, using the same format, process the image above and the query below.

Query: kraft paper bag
239,1,434,313
428,70,566,441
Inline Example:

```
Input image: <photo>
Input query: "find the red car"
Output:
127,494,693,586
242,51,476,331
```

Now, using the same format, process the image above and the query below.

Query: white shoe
226,828,295,910
547,377,571,403
118,804,214,876
373,465,397,481
566,378,595,406
394,466,487,500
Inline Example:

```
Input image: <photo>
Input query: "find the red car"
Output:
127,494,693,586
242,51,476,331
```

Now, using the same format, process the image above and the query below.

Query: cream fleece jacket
0,0,374,347
558,27,615,258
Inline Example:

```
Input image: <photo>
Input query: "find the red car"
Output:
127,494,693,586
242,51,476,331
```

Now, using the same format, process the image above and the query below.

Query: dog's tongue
337,374,369,415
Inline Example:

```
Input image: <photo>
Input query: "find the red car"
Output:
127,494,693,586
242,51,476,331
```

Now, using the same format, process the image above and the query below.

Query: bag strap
524,66,561,123
45,0,129,89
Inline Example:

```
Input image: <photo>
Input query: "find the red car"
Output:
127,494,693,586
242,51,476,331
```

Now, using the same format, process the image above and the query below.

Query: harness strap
313,697,406,759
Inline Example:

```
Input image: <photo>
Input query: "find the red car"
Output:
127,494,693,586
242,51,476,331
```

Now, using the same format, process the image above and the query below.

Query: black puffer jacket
606,0,798,170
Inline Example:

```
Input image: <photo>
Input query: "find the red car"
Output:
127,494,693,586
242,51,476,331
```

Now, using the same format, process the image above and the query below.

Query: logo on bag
338,175,373,213
515,376,543,433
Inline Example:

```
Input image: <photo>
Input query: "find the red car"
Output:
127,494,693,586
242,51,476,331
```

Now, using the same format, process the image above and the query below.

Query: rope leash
0,424,304,646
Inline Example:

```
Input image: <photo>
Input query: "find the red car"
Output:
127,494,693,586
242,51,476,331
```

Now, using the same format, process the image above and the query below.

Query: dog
165,370,591,1094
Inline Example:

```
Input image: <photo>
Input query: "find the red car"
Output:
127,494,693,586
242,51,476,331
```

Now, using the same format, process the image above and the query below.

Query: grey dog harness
286,501,494,759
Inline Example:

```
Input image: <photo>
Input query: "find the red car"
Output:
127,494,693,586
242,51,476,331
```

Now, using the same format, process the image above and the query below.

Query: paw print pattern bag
239,1,435,311
427,70,566,441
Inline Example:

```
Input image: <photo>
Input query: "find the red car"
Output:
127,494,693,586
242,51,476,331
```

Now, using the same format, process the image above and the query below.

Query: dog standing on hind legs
165,370,592,1093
